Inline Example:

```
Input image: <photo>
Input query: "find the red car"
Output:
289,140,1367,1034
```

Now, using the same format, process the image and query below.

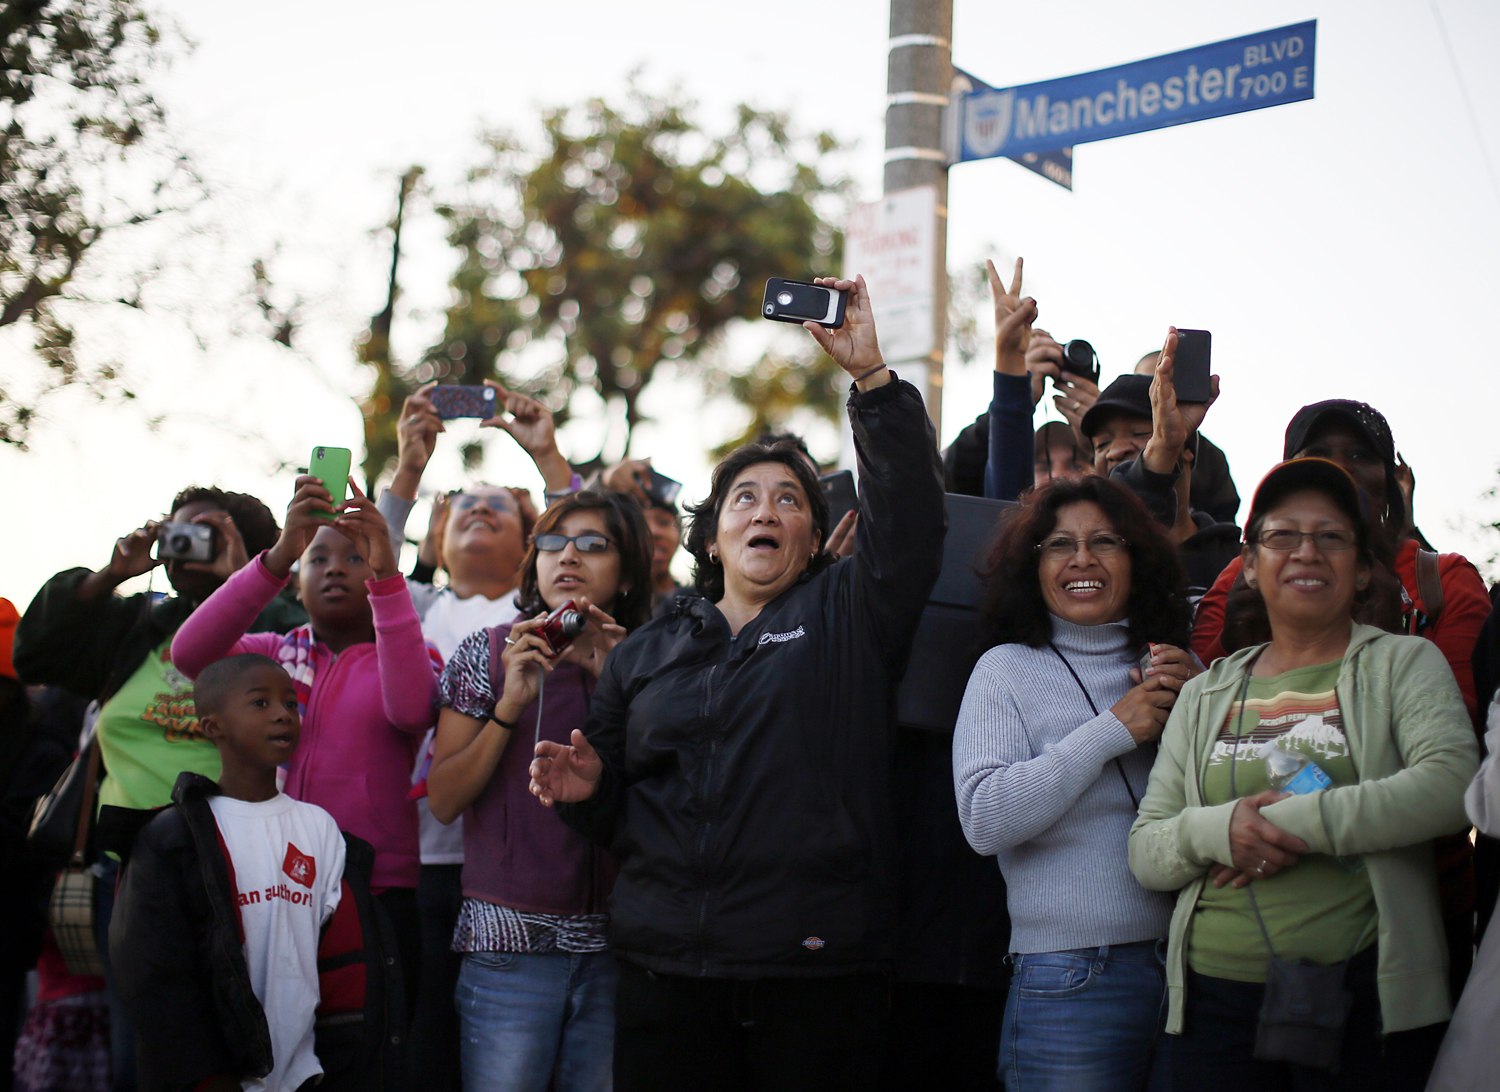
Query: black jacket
15,567,307,703
108,773,403,1092
560,377,945,978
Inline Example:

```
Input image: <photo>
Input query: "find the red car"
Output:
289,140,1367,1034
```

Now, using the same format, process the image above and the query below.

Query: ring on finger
1256,859,1267,874
504,637,517,646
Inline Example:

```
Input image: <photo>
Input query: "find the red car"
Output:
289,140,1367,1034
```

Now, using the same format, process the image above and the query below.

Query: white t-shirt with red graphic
209,792,345,1092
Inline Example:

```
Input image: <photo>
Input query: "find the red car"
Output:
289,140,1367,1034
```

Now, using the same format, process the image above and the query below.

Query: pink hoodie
172,553,440,889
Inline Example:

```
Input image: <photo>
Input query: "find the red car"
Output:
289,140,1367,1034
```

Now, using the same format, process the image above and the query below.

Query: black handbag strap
70,741,101,868
1048,642,1141,811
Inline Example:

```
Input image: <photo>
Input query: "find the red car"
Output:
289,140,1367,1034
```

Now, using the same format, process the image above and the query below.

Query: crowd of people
2,265,1498,1092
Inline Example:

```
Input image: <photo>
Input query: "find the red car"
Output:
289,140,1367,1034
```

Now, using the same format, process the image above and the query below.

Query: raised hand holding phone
265,474,337,578
801,275,890,389
333,481,397,580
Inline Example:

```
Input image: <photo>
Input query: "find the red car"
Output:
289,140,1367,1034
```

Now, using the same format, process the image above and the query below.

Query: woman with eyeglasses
952,474,1198,1089
425,490,652,1091
1129,459,1478,1089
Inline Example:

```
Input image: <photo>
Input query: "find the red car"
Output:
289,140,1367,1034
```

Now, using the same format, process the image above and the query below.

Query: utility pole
884,0,952,435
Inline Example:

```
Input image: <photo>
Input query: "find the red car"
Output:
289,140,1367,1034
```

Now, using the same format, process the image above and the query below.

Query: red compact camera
537,600,586,655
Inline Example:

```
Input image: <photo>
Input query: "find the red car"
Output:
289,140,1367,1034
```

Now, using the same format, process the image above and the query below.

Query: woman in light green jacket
1128,459,1477,1090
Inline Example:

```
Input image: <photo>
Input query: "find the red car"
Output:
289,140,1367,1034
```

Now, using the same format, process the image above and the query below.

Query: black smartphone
429,384,499,420
762,278,847,329
819,470,857,530
1172,329,1212,403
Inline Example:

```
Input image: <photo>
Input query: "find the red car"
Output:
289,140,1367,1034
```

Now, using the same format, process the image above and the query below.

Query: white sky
5,0,1500,609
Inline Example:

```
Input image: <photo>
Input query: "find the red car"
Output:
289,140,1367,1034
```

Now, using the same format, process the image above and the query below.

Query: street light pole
884,0,952,435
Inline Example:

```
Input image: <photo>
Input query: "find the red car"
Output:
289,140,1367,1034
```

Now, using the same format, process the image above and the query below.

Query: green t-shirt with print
1187,658,1377,982
96,639,220,812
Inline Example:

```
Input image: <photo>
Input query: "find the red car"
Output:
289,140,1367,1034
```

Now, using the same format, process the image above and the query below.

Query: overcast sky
5,0,1499,607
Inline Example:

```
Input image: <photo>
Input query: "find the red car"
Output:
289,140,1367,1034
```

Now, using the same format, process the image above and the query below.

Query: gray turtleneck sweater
953,615,1173,954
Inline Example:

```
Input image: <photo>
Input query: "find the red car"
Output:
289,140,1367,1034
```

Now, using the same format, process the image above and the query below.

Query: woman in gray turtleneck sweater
954,476,1198,1090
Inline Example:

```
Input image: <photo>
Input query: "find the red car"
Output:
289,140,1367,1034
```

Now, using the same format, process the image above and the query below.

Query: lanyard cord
1227,646,1279,958
1047,642,1141,812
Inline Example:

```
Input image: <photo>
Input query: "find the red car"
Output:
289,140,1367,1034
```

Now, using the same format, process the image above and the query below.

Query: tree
417,84,852,461
0,0,194,448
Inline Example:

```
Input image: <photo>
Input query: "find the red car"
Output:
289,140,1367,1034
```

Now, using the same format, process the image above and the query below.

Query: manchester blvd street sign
959,21,1316,164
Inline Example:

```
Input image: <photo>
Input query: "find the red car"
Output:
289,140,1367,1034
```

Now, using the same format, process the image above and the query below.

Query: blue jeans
456,949,617,1092
1001,940,1167,1092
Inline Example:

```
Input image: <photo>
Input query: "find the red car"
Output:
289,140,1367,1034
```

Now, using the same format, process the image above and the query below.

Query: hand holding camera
558,598,627,679
495,613,562,718
167,510,247,581
801,275,889,388
105,521,164,583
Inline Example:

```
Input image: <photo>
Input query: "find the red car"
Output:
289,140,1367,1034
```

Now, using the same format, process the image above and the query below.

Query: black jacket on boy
107,772,404,1091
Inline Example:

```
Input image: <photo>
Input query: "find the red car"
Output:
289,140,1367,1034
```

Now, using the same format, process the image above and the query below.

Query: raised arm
803,274,945,663
337,486,440,731
479,380,577,495
982,257,1041,502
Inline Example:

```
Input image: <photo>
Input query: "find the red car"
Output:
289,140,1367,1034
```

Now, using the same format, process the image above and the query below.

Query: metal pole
885,0,952,435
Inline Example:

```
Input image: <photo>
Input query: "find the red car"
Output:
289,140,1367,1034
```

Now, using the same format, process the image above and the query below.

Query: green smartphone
308,445,352,520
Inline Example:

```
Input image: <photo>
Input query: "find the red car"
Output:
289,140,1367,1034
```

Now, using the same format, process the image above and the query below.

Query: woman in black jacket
528,275,946,1091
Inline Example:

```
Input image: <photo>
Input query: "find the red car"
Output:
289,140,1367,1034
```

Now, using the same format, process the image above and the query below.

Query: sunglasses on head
534,532,613,554
451,491,516,512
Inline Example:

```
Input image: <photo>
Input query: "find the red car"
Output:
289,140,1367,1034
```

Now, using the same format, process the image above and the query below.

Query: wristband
852,362,888,383
488,716,518,732
543,472,584,506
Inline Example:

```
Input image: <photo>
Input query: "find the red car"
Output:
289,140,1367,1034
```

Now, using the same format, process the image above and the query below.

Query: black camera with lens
1059,339,1100,384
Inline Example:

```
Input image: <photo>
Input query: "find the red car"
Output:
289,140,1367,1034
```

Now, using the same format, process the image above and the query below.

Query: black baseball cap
1079,375,1152,439
1282,400,1396,464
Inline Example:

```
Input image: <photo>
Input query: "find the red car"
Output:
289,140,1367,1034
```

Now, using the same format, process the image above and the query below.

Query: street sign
959,20,1316,163
954,68,1073,190
844,185,937,362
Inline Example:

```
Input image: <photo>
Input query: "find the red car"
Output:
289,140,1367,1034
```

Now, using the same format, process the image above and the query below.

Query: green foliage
0,0,190,448
416,83,851,461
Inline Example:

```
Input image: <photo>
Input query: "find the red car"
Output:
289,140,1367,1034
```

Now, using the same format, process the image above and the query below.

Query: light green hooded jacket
1128,623,1478,1034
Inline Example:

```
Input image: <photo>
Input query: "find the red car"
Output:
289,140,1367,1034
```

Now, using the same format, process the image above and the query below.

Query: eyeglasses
534,532,613,554
1252,529,1357,552
451,491,516,513
1036,533,1129,559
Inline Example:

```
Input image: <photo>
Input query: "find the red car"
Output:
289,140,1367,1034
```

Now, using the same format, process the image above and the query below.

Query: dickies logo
758,625,806,647
282,843,316,888
801,936,826,951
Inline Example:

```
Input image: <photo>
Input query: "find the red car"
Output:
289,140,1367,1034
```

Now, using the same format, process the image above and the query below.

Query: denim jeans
456,949,617,1092
1001,940,1167,1091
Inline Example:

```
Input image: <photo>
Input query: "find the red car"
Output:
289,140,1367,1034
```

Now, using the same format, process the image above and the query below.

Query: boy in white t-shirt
110,654,354,1092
